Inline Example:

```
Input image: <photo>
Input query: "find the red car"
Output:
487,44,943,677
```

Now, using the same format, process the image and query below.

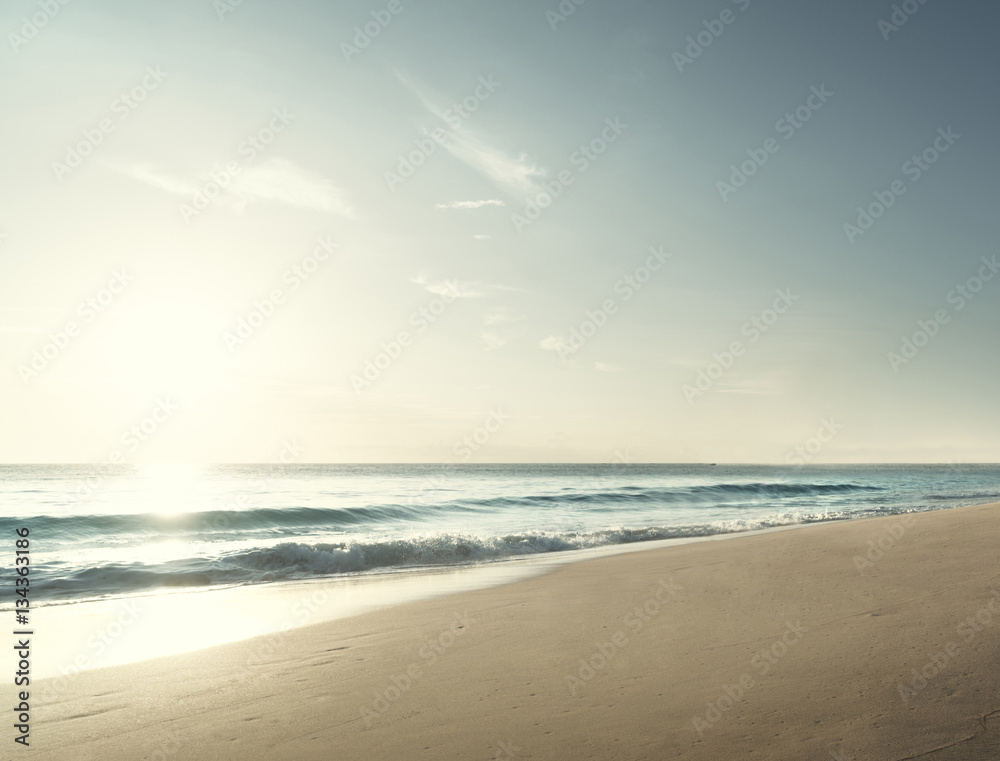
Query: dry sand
28,501,1000,760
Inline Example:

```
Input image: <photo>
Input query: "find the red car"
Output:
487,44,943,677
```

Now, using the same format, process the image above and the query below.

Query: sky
1,0,998,464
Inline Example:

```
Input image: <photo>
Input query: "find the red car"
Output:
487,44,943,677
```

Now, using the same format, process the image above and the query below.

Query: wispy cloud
234,159,354,216
539,335,567,353
437,133,546,195
712,375,785,396
436,199,505,210
411,277,522,299
396,70,449,121
481,308,526,350
485,308,524,326
122,165,195,196
116,158,354,216
481,331,507,350
396,71,546,196
473,234,491,240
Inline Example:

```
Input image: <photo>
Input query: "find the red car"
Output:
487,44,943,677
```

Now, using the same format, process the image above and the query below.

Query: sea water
2,463,997,606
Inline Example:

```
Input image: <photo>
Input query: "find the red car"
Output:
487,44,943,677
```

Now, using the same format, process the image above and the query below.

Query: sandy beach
28,501,1000,760
9,0,999,757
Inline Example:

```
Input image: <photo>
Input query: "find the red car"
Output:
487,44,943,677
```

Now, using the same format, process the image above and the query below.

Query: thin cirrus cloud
481,308,526,351
122,164,196,196
435,199,505,210
395,70,546,197
232,158,354,216
436,132,546,196
116,157,354,216
539,335,567,353
484,308,524,326
411,276,524,299
412,282,527,350
708,373,786,396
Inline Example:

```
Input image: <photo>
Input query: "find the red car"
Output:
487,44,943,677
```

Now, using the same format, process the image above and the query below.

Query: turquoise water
1,463,996,603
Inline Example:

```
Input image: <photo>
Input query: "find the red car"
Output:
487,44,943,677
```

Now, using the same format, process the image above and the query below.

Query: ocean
2,463,998,607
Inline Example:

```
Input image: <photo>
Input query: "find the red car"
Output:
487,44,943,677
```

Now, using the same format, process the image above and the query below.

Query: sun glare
136,463,212,516
97,296,231,397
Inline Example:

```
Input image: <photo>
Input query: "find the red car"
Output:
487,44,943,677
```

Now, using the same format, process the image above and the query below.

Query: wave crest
28,509,874,601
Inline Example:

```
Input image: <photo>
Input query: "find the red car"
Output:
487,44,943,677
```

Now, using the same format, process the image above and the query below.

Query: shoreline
28,510,881,679
25,500,1000,759
22,501,984,679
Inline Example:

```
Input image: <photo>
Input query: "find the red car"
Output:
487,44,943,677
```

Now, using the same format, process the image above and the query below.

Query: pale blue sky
1,0,997,462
